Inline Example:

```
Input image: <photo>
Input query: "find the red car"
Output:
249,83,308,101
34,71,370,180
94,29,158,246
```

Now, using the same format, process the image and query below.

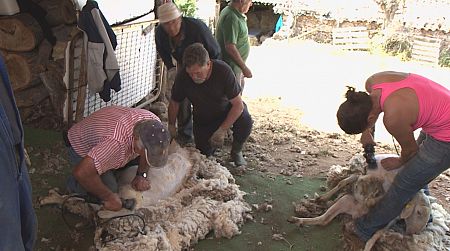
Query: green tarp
195,172,343,251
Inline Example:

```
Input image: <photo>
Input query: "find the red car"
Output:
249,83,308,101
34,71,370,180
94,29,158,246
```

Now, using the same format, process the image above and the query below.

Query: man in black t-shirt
168,43,253,166
155,2,220,146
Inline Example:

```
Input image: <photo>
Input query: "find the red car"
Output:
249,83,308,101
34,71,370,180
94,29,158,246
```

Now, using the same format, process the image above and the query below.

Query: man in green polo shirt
216,0,253,93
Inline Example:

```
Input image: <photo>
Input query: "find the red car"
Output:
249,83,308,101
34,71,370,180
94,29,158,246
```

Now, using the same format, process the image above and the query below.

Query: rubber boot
231,141,247,166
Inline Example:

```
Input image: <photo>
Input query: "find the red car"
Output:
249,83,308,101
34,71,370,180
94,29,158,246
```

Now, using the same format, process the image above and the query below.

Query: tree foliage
175,0,197,17
374,0,404,27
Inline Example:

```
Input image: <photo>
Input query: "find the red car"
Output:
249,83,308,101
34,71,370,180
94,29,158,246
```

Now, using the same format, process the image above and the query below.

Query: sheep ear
400,203,414,219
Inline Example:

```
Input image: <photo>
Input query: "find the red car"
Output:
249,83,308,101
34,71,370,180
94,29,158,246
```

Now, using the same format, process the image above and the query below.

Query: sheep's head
400,190,431,234
353,176,385,208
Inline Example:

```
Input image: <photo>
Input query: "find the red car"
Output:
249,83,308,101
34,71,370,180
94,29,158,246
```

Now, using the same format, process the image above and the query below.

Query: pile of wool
326,154,365,189
94,145,251,250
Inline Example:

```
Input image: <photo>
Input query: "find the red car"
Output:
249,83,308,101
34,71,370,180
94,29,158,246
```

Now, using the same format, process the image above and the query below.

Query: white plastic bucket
0,0,20,16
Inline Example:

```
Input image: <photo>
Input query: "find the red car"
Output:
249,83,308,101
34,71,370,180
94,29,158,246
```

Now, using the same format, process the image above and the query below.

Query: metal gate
64,20,162,127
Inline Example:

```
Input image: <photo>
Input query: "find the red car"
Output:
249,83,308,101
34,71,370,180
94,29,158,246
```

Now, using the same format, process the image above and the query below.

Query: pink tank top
372,73,450,142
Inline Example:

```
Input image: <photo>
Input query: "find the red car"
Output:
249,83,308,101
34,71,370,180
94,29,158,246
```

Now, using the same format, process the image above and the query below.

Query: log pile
0,0,77,129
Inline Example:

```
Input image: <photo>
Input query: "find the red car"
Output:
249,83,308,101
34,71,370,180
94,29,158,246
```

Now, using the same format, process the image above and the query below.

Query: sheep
94,145,251,250
289,154,439,251
41,143,251,251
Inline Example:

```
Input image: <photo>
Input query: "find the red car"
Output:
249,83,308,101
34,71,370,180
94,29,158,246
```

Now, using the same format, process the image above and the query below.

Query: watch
136,171,147,178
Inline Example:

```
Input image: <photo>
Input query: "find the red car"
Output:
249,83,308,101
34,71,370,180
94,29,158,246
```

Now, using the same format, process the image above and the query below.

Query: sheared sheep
289,154,442,251
40,144,251,250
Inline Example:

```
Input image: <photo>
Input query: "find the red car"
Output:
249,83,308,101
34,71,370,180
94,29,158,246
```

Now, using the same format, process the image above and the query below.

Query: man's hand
168,124,177,140
381,157,402,171
131,175,151,191
242,65,252,78
209,127,227,148
103,193,122,211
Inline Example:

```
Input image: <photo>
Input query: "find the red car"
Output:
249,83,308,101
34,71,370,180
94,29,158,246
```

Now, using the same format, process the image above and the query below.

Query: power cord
61,194,96,231
60,194,147,244
392,136,400,155
99,214,147,245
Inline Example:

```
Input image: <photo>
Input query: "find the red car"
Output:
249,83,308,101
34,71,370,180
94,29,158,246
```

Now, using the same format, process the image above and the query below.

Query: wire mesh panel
83,21,159,117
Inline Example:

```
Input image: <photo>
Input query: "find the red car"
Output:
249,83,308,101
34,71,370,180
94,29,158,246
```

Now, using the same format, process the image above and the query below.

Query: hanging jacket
78,0,121,102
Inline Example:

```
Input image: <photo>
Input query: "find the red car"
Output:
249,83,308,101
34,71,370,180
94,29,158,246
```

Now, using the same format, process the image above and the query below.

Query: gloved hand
209,127,227,148
168,124,177,140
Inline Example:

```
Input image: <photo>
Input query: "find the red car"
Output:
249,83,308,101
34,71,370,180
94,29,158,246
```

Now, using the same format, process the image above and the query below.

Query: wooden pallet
332,26,369,51
411,35,441,65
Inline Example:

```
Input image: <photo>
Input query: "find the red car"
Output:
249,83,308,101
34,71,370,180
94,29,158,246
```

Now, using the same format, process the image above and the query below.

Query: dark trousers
66,146,139,202
177,98,193,140
194,104,253,156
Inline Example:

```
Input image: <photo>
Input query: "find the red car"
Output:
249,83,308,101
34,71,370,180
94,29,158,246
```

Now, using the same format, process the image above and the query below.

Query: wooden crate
332,26,369,51
411,35,441,65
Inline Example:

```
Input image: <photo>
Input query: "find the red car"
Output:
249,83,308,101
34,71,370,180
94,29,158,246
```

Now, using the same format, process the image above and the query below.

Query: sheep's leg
317,174,359,202
290,194,359,226
364,218,398,251
39,189,67,206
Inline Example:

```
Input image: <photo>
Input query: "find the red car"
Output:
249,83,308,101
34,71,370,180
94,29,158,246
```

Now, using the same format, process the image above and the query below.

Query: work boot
231,141,247,166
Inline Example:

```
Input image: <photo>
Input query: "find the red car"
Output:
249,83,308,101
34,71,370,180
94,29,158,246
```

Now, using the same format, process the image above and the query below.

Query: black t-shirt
171,60,241,125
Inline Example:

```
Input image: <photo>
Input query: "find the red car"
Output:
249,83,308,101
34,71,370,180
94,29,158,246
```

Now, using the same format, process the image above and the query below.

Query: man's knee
195,139,214,156
101,171,119,193
233,110,253,139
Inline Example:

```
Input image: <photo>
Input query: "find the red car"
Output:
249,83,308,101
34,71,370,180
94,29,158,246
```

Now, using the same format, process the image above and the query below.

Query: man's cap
138,120,170,167
158,2,182,23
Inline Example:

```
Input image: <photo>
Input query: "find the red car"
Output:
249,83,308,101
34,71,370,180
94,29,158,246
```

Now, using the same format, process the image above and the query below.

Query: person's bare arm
365,75,375,93
360,126,376,146
73,157,122,210
366,71,409,93
168,99,180,127
382,109,418,170
131,152,151,192
225,43,252,78
220,95,244,130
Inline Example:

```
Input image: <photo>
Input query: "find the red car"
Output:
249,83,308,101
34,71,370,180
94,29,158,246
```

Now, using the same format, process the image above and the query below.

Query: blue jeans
66,146,131,199
355,134,450,240
0,108,37,251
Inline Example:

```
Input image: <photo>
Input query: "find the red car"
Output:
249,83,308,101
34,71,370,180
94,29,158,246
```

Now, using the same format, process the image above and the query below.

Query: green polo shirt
215,5,250,75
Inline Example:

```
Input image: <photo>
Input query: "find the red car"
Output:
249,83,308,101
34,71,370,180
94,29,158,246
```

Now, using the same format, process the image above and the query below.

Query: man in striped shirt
66,106,170,211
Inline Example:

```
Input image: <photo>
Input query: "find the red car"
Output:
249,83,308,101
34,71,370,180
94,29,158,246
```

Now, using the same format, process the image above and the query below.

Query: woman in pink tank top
336,71,450,242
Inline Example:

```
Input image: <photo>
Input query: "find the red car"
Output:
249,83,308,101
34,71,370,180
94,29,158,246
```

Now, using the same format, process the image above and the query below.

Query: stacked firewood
0,0,77,129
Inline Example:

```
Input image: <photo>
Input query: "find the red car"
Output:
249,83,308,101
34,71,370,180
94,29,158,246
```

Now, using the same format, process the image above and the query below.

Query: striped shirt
68,106,160,174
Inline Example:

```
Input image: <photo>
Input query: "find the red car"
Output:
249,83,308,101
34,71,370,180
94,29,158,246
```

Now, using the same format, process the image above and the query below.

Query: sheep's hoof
287,216,304,226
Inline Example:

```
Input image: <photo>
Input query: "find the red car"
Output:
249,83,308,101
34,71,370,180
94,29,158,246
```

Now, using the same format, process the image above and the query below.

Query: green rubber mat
25,127,343,250
194,172,343,251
